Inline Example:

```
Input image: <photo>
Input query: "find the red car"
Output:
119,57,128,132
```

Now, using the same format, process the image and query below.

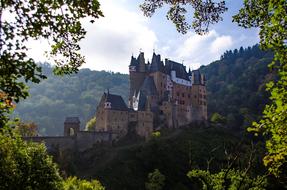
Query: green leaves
0,127,63,190
233,0,287,177
0,0,103,125
140,0,227,34
188,169,267,190
63,176,105,190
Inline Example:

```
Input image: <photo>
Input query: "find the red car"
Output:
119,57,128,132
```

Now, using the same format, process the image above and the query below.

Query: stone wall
75,131,111,151
24,131,112,152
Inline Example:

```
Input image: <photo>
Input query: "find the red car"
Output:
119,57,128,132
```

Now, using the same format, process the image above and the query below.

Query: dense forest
14,45,273,135
200,45,274,129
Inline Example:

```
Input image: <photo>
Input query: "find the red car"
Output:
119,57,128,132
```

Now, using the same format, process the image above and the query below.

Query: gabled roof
104,92,128,111
165,59,190,80
65,117,80,123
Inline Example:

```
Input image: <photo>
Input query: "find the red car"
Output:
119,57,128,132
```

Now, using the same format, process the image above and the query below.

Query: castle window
182,93,185,97
194,95,197,98
104,102,111,109
188,94,191,98
177,92,179,96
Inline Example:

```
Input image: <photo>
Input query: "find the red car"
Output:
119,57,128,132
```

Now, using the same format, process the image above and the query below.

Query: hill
14,65,129,135
14,45,273,135
200,45,274,129
56,126,266,190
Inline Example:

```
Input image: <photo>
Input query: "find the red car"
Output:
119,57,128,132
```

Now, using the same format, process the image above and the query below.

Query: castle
95,52,207,139
24,52,207,151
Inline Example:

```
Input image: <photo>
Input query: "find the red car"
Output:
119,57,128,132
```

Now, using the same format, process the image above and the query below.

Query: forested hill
14,65,129,135
14,45,273,135
200,45,274,129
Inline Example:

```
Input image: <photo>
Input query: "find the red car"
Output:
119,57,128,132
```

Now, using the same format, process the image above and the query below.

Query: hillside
56,126,266,190
14,65,129,135
14,45,273,135
200,45,274,129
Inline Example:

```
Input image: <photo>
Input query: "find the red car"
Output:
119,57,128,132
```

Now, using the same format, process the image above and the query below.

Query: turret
128,53,147,108
138,52,146,72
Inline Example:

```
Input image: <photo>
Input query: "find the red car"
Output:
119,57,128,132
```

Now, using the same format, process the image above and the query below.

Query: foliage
233,0,287,177
140,0,227,34
187,169,267,190
66,127,267,189
200,45,273,130
210,112,226,125
145,169,165,190
85,116,96,131
0,127,63,190
63,176,105,190
0,0,103,125
14,64,129,135
151,131,161,138
15,121,38,137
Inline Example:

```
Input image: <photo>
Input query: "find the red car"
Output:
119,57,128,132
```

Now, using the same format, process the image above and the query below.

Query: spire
137,52,145,72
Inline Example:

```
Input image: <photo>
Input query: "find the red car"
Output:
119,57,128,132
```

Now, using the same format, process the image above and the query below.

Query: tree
140,0,227,34
0,0,103,125
188,169,267,190
210,112,226,125
145,169,165,190
63,177,105,190
0,127,63,190
141,0,287,177
15,121,38,137
85,116,96,131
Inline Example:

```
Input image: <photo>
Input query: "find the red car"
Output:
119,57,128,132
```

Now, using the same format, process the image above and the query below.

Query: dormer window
104,102,111,109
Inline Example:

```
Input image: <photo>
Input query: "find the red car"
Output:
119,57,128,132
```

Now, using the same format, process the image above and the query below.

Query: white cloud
80,0,157,73
24,0,157,74
158,30,234,70
210,36,233,54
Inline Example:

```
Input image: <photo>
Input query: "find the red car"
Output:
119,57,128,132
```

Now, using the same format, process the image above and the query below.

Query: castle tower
128,53,147,108
64,117,80,136
191,70,207,121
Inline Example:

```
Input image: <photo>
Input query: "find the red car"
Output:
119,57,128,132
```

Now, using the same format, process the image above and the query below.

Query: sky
27,0,259,74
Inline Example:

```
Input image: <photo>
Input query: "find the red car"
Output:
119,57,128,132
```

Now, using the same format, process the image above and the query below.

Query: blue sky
28,0,259,74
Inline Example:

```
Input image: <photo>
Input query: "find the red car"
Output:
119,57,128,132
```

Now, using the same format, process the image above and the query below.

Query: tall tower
191,70,207,121
128,52,147,108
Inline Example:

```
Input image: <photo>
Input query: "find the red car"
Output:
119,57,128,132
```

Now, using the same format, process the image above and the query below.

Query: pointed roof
192,70,202,85
137,91,147,111
65,117,80,124
150,53,164,72
130,56,138,66
103,92,128,111
139,76,158,96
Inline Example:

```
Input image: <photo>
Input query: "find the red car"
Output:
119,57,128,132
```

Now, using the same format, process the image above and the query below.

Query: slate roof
65,117,80,123
104,92,128,111
130,56,138,66
137,91,147,111
165,59,190,80
150,53,164,73
192,70,202,85
139,76,158,96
